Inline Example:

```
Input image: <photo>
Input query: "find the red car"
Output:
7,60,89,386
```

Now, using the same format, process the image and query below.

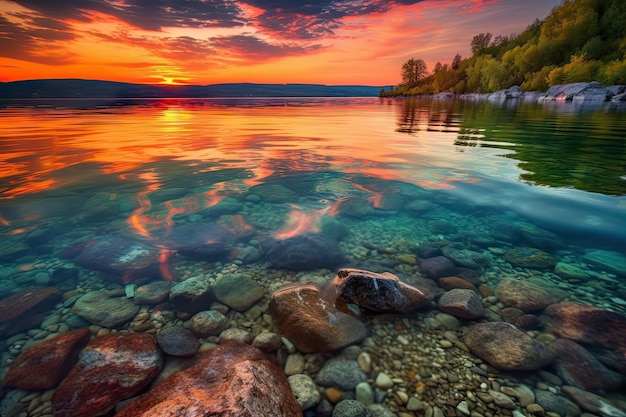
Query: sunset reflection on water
1,97,624,249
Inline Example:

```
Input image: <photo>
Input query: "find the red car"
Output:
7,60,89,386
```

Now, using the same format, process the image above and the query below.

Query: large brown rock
52,333,163,417
332,268,431,313
0,286,62,336
464,322,553,371
269,284,367,353
4,328,91,390
495,279,559,312
116,342,302,417
542,302,626,373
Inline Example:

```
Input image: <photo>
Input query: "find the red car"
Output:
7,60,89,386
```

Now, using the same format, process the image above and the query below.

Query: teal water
0,97,625,415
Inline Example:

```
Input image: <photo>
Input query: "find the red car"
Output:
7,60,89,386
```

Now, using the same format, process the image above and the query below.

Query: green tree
401,58,428,88
451,54,462,70
471,33,493,55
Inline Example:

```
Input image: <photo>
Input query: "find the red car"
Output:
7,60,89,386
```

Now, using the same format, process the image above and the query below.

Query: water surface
1,97,625,415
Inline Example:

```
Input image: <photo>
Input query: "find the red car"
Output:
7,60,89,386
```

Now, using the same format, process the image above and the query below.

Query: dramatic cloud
0,14,76,64
0,0,562,84
9,0,245,30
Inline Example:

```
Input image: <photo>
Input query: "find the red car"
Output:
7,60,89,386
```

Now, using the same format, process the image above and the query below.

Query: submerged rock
438,288,484,319
261,234,346,271
561,386,626,417
332,268,431,313
71,290,140,328
582,249,626,277
115,342,302,417
155,325,200,357
0,286,62,336
504,247,556,269
72,237,162,281
541,302,626,373
551,338,624,392
169,275,215,316
495,279,560,312
420,256,457,279
213,273,265,312
269,284,367,353
4,328,91,390
52,333,163,417
464,322,553,371
162,223,235,260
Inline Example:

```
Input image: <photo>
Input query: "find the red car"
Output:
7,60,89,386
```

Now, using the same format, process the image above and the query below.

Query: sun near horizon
0,0,562,86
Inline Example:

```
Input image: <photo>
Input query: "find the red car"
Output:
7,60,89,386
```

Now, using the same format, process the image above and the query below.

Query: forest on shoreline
381,0,626,97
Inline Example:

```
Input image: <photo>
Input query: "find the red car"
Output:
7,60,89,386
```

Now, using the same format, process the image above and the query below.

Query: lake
1,97,625,416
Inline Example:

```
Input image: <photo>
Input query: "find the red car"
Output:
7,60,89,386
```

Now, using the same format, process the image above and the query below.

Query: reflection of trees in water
395,98,459,134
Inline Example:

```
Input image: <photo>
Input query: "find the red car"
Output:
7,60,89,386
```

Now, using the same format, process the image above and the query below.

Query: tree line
381,0,626,97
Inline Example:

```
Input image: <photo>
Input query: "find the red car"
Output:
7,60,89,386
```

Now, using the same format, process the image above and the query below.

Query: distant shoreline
0,79,391,99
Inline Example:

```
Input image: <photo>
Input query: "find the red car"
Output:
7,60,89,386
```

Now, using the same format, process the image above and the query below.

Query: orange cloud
0,0,561,85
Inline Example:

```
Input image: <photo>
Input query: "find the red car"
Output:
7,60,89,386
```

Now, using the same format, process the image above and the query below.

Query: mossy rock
504,247,556,269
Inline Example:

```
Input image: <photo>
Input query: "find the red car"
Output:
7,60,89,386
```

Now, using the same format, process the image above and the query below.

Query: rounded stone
219,327,253,344
332,400,371,417
189,310,227,337
251,332,282,352
316,358,366,391
288,374,321,411
355,382,374,406
156,325,200,357
375,372,393,389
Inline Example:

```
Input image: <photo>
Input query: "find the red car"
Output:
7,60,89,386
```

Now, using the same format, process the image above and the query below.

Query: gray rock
251,331,282,352
534,389,574,416
169,276,214,316
71,290,140,328
488,390,516,409
133,281,172,305
561,385,626,417
554,262,590,281
284,353,305,376
539,82,612,102
583,250,626,277
189,310,227,337
156,325,200,357
332,400,371,417
219,327,253,345
213,273,265,312
355,382,374,406
438,288,484,319
316,358,366,391
420,256,456,279
288,374,321,410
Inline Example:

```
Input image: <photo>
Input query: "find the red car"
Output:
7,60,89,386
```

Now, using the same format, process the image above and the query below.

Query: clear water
1,97,625,414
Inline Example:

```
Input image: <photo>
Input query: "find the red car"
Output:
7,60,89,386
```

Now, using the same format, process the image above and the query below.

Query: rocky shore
434,82,626,103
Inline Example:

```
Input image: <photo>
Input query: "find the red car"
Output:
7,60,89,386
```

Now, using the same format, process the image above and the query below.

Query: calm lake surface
1,97,625,416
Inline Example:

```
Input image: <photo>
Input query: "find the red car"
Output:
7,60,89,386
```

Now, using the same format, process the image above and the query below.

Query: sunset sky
0,0,561,86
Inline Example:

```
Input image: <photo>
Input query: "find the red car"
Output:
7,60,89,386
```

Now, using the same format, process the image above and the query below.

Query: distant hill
0,79,389,99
